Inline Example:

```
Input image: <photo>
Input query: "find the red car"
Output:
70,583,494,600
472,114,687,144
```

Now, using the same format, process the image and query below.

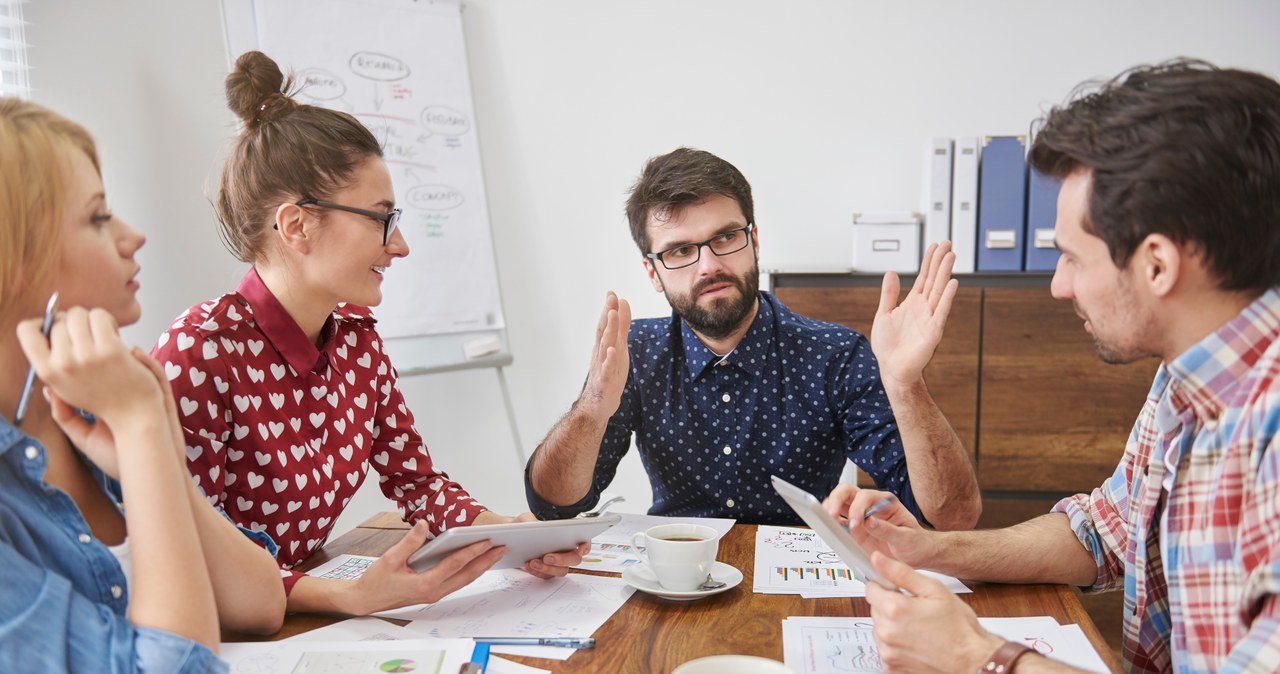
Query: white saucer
623,561,743,601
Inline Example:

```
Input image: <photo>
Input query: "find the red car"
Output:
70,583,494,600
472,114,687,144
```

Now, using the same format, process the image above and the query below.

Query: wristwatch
978,641,1033,673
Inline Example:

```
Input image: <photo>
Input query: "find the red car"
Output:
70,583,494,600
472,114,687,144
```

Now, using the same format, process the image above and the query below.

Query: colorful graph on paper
754,526,869,595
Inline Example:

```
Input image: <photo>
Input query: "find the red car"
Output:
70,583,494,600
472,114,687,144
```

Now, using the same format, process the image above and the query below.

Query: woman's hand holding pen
16,306,166,478
823,483,938,567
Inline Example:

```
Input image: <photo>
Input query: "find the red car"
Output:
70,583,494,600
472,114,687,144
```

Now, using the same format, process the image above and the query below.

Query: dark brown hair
216,51,383,263
1029,58,1280,292
625,147,754,255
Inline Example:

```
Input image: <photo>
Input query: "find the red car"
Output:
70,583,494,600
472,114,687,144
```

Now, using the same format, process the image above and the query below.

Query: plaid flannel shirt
1054,287,1280,673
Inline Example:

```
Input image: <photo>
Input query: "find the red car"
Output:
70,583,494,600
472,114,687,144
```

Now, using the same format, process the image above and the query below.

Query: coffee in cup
631,523,719,591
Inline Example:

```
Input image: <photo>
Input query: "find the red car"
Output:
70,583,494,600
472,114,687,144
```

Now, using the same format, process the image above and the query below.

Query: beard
664,261,761,341
1076,301,1151,365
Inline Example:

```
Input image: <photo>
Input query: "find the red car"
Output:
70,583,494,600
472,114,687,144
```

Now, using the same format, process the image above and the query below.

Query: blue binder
1023,167,1063,272
976,136,1027,271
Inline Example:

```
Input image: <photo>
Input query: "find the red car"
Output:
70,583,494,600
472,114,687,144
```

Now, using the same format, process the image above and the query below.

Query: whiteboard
221,0,510,375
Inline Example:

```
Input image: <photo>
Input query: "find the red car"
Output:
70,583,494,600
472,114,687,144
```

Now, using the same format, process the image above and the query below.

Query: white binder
920,137,953,254
950,136,980,273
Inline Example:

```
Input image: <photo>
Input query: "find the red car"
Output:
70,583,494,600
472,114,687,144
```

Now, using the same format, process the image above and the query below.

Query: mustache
692,274,740,296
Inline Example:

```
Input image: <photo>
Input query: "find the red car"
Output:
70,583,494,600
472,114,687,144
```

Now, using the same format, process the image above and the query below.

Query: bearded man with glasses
526,147,980,531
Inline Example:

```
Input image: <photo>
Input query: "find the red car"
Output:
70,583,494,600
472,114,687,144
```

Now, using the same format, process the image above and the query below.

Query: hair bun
226,50,296,128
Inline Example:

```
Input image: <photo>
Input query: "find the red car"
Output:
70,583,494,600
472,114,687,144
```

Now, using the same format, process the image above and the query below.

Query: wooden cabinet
771,274,1158,522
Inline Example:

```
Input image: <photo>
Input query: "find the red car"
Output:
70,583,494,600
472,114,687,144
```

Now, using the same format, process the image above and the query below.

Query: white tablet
406,514,622,572
771,476,898,590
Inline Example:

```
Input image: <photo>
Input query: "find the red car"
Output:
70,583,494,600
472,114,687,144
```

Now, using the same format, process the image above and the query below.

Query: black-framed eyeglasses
645,223,755,270
292,198,402,245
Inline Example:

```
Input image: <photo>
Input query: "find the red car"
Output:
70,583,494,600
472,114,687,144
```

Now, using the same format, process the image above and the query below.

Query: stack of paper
380,568,633,659
752,526,969,598
222,617,551,674
781,616,1109,674
219,637,478,674
305,559,635,661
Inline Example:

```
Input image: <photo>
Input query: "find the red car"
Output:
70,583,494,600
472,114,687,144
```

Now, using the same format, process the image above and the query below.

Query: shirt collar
1164,287,1280,425
682,293,775,380
237,268,336,374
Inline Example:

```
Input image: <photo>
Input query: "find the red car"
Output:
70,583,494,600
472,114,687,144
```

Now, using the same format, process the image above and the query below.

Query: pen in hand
862,495,895,521
845,495,896,534
13,292,59,426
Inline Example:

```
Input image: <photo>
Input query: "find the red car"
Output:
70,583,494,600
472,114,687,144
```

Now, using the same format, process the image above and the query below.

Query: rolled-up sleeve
1051,455,1136,592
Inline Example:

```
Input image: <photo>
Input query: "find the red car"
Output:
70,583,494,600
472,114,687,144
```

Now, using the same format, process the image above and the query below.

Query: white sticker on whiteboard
463,336,501,360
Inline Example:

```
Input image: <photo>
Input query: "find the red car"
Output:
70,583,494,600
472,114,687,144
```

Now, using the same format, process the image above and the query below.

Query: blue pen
862,496,895,520
13,292,59,426
474,637,596,649
460,642,490,674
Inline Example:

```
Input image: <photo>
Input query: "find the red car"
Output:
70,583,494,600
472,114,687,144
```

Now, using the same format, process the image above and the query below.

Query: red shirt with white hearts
151,269,485,593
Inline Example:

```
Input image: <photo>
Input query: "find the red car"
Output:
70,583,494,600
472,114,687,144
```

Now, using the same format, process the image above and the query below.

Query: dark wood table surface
226,513,1122,673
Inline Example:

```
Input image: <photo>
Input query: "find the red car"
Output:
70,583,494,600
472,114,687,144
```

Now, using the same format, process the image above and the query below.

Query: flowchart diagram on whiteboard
224,0,506,344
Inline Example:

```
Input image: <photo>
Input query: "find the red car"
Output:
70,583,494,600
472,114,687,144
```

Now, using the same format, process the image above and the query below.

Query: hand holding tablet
771,475,901,591
407,514,621,572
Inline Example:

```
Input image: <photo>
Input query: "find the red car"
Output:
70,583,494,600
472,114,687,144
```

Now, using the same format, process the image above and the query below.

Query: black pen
13,292,58,426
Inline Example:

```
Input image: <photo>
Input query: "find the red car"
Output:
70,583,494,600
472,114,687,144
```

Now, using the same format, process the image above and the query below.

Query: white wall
25,1,1280,538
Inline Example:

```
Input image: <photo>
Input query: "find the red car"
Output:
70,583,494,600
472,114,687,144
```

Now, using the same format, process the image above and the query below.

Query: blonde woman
0,98,284,672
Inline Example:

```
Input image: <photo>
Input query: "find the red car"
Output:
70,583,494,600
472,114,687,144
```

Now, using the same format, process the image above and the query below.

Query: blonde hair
0,98,99,322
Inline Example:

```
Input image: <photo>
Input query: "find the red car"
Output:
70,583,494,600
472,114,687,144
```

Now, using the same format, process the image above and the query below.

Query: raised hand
579,291,631,418
870,241,959,387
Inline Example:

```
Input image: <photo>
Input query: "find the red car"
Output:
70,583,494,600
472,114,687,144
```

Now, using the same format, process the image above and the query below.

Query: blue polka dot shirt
527,292,920,525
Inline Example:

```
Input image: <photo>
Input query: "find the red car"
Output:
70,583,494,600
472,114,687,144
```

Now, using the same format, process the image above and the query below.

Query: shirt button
721,393,731,403
78,533,92,544
110,585,123,599
726,498,736,508
25,445,38,460
722,446,732,455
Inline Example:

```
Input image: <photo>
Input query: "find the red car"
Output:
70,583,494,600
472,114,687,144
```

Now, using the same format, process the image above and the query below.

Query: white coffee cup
631,523,719,591
672,655,797,674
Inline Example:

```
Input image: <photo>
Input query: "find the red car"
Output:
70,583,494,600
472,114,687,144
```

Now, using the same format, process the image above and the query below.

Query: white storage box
851,212,921,273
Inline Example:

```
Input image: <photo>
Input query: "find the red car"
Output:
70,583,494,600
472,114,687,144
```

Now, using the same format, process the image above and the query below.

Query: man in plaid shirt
824,60,1280,673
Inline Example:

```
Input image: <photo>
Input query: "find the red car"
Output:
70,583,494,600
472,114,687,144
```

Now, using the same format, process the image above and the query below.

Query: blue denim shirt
0,417,228,673
527,292,920,524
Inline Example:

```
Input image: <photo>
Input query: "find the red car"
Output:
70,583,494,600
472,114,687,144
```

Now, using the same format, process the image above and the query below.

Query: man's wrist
880,373,929,400
977,640,1034,674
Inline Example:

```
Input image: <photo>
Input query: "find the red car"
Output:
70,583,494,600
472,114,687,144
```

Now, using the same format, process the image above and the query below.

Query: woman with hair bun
0,98,284,671
152,51,585,616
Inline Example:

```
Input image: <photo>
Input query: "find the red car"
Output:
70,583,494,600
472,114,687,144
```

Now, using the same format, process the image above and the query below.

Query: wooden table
228,514,1122,673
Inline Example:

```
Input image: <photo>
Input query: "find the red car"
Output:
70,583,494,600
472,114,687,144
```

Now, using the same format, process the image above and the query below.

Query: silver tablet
406,514,621,572
771,475,898,590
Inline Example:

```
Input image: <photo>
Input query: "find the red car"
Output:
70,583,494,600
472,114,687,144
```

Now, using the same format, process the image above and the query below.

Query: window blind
0,1,29,99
